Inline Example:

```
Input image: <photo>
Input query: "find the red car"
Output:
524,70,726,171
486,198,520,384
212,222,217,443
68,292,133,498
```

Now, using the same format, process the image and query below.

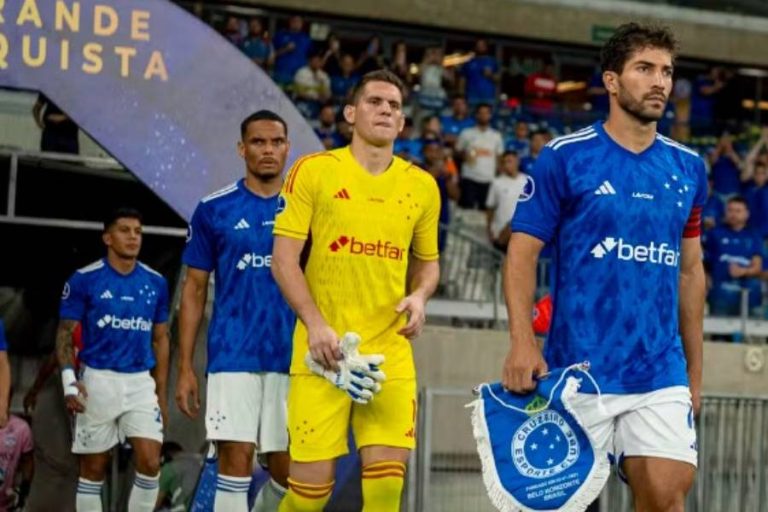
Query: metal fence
411,388,768,512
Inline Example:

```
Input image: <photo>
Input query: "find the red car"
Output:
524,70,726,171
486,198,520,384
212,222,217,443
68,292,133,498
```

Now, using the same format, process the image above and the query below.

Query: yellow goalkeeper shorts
287,374,417,462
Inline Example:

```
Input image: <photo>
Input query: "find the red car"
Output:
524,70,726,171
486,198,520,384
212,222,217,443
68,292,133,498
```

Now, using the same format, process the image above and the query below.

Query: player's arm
175,267,209,418
272,235,342,369
730,255,763,278
56,319,85,413
0,351,10,428
24,352,58,415
151,322,170,427
679,236,705,416
502,233,548,392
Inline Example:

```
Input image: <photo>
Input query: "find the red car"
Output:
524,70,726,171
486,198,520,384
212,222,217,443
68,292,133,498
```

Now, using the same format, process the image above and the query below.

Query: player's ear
603,71,618,94
237,140,245,159
343,104,356,125
102,230,111,247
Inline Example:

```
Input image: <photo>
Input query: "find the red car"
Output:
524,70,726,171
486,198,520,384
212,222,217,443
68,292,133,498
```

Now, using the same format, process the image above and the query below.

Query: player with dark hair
175,110,295,512
272,69,441,511
502,22,705,510
57,207,170,512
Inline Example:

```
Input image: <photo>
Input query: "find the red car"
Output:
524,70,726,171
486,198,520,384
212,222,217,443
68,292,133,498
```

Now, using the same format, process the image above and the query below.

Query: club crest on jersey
512,410,580,479
276,195,287,215
519,175,535,202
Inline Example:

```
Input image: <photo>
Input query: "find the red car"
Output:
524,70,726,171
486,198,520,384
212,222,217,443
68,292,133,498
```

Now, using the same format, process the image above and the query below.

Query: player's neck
603,111,657,154
349,138,393,176
106,252,137,275
243,174,281,198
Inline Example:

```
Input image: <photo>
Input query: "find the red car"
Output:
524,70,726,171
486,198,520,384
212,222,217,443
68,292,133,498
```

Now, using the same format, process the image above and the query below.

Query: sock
214,474,252,512
251,478,287,512
277,478,333,512
76,477,103,512
127,472,160,512
361,461,406,512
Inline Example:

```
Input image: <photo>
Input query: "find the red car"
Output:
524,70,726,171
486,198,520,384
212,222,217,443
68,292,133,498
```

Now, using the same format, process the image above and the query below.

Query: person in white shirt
486,150,527,251
457,103,504,209
294,54,331,102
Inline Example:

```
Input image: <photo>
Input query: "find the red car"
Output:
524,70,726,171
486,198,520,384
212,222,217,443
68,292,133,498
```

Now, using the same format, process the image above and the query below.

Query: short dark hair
502,150,518,158
104,207,142,232
530,128,550,140
240,110,288,139
350,69,406,105
727,195,748,208
475,103,493,114
600,22,678,74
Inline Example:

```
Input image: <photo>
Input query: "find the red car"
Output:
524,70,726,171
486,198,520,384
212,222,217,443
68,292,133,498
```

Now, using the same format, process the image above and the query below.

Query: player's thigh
351,378,416,453
287,374,351,463
72,369,123,455
119,374,163,447
258,372,289,455
616,387,696,510
205,372,261,444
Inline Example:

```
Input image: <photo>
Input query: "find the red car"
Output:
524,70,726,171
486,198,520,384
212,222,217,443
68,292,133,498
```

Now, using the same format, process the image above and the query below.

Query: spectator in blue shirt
314,104,344,150
519,128,549,174
441,95,475,148
394,119,423,164
272,16,312,86
703,176,724,231
505,120,530,156
705,196,765,318
239,18,272,68
743,162,768,239
709,132,743,198
690,68,726,134
330,54,360,103
460,39,498,106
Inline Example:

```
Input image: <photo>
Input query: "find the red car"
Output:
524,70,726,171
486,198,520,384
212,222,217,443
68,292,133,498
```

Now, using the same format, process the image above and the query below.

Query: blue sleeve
59,272,87,321
0,321,7,352
154,278,170,324
692,157,708,208
510,147,565,243
182,203,216,272
273,32,286,50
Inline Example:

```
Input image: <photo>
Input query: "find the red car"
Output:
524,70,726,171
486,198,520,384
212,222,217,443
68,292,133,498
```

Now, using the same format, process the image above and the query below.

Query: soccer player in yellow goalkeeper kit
271,69,441,511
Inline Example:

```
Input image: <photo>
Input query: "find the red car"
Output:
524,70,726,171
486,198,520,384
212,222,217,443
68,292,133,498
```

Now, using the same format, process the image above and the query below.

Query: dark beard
616,87,665,124
249,168,281,183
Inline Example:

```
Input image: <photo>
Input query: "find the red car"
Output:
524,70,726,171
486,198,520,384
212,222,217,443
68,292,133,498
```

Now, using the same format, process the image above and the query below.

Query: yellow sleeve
412,177,441,261
274,155,317,240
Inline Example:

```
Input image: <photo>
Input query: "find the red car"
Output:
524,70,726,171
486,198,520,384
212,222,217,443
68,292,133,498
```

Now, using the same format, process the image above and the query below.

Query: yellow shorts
287,374,417,462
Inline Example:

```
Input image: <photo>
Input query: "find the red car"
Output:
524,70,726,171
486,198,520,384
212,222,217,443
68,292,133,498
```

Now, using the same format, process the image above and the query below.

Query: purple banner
0,0,322,220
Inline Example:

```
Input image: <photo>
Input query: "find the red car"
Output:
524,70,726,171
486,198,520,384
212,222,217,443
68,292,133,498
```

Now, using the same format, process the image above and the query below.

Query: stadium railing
409,388,768,512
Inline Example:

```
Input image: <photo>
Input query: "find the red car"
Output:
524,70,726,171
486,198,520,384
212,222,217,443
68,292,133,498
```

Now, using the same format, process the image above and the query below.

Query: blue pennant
469,363,609,511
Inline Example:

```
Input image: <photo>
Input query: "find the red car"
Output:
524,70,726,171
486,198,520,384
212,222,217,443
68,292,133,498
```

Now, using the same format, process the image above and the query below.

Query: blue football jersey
705,225,764,308
59,259,169,372
183,180,295,374
0,320,7,351
511,123,708,394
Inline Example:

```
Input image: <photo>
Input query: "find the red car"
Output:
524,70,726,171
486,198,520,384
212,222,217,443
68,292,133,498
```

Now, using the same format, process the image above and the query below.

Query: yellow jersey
274,146,441,378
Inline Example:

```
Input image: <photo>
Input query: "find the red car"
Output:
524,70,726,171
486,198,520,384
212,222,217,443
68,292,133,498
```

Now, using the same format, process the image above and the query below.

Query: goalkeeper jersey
274,146,441,378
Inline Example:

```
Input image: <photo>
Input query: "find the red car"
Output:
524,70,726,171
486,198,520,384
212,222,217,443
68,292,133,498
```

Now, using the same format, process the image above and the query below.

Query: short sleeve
182,203,216,272
412,178,441,261
153,278,170,324
510,147,565,243
273,158,317,240
59,272,87,322
692,158,708,208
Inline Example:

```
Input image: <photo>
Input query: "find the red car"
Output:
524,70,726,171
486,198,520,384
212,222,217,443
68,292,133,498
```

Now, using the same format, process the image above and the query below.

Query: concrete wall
244,0,768,66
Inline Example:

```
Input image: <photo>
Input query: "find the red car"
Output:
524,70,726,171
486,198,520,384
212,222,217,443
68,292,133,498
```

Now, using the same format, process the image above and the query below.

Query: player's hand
728,263,745,278
65,382,88,414
502,335,548,393
340,332,386,390
308,324,342,371
690,382,701,418
305,353,378,404
175,368,200,419
396,294,427,339
158,399,169,429
23,388,38,415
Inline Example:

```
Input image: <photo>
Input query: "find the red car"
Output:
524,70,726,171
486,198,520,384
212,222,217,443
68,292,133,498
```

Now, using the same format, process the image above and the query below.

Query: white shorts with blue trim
72,366,163,454
569,385,697,480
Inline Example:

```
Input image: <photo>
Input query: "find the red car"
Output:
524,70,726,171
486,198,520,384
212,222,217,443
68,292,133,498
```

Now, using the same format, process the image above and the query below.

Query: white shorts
206,372,288,453
570,385,697,480
72,367,163,454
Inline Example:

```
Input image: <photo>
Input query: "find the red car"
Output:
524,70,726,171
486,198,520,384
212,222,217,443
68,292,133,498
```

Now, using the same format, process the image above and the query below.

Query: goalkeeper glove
304,353,379,404
339,332,386,390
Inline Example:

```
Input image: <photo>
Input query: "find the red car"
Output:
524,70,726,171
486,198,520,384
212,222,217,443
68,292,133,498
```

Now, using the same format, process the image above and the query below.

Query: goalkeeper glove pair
305,332,386,404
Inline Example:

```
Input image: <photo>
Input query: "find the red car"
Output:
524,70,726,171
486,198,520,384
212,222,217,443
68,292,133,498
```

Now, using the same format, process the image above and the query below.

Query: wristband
61,367,79,397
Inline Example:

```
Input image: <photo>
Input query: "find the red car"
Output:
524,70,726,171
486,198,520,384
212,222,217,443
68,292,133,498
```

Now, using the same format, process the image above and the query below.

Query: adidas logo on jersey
329,235,405,261
236,252,271,270
591,237,679,267
96,314,152,331
594,181,616,195
100,290,113,300
334,188,351,199
234,218,250,230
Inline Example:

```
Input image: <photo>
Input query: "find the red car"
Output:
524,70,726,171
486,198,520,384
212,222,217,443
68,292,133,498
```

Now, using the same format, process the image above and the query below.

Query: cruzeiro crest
512,410,580,479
